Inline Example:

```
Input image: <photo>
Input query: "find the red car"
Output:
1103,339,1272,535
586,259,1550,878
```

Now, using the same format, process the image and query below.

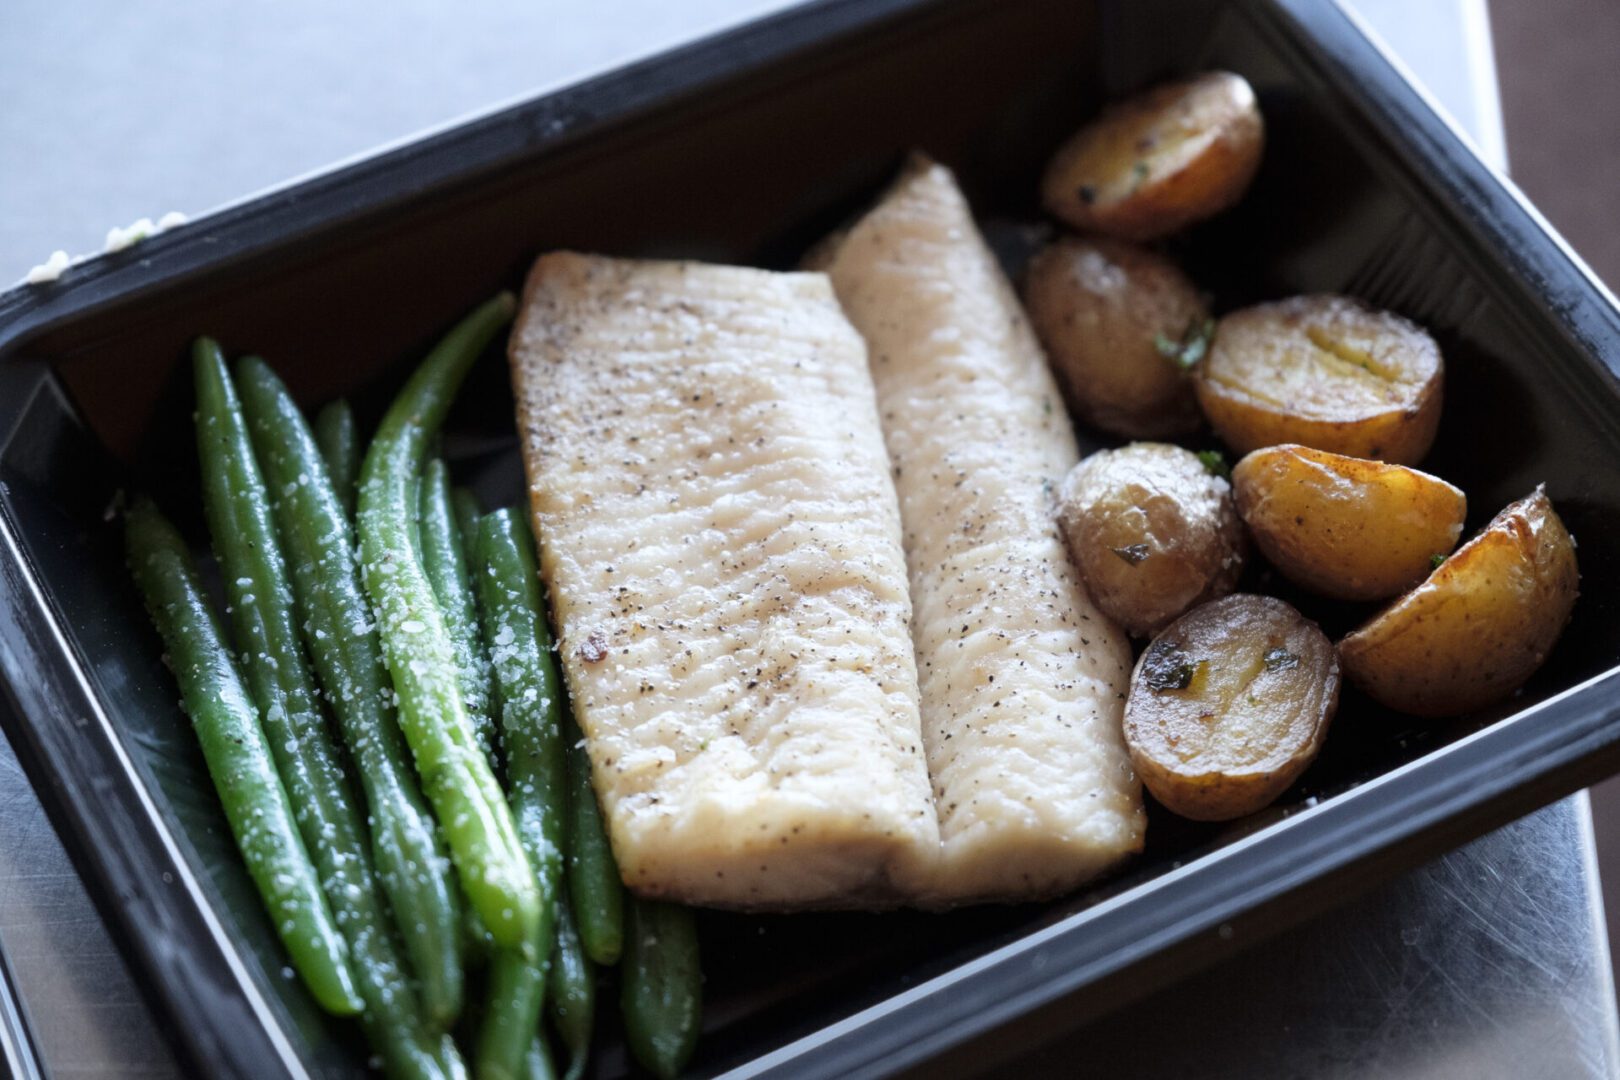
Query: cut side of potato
1338,486,1579,717
1040,70,1264,241
1232,444,1466,601
1125,594,1338,821
1196,295,1444,464
1025,236,1206,437
1056,442,1245,638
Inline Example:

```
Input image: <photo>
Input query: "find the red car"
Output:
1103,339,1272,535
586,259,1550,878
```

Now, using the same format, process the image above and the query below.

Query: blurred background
1475,0,1620,975
1494,0,1620,288
3,0,1620,1074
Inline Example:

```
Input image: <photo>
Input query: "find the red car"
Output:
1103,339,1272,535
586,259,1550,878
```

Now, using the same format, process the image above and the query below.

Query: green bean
547,897,593,1080
464,903,494,969
360,1016,469,1080
472,504,598,954
417,469,492,965
621,898,701,1080
419,459,499,768
196,340,458,1075
477,926,546,1080
561,708,623,966
524,1033,557,1080
235,357,465,1030
123,498,360,1017
452,488,484,571
472,508,568,1080
356,294,538,950
433,1038,472,1080
314,398,361,516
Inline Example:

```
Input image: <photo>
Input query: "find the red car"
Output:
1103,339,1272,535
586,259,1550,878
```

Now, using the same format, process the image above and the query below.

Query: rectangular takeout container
5,0,1620,1075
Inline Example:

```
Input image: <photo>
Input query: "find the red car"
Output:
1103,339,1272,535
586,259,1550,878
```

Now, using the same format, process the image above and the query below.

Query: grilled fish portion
814,157,1146,903
510,253,939,909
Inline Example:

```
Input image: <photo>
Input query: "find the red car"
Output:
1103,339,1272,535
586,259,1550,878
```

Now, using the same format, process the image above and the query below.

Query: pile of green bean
124,296,701,1079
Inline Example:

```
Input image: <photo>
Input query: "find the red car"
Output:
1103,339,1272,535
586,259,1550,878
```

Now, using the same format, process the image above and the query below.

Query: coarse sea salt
24,250,70,284
19,210,189,286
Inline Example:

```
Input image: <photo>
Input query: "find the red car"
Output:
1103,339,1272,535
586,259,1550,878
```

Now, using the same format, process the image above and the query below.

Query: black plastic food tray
4,0,1620,1076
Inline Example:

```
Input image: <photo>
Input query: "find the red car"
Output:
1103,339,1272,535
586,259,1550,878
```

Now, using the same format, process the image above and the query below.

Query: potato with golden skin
1195,295,1444,464
1232,444,1466,601
1024,236,1206,438
1056,442,1244,638
1339,487,1579,717
1125,594,1339,821
1041,71,1264,241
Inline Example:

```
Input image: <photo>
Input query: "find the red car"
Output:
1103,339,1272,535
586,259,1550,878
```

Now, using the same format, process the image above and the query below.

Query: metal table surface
0,1,1615,1078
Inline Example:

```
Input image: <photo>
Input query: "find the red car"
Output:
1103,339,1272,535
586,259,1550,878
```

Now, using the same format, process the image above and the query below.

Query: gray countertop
1008,792,1619,1079
0,1,1614,1077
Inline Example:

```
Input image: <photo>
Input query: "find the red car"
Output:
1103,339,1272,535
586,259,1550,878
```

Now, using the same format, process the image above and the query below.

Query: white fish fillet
509,253,940,909
814,157,1146,903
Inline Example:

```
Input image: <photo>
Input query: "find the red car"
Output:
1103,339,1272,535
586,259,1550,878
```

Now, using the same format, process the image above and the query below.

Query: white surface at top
1348,0,1506,169
0,0,1499,280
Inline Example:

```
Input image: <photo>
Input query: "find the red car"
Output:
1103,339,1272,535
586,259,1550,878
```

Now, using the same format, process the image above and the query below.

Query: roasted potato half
1056,442,1245,638
1025,236,1206,437
1339,487,1579,717
1125,594,1339,821
1232,444,1466,601
1195,295,1444,464
1041,71,1264,241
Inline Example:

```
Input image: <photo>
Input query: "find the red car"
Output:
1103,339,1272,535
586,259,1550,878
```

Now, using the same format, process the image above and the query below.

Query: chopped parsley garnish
1430,553,1446,570
1142,641,1197,692
1112,543,1151,566
1262,647,1299,672
1155,317,1217,371
1196,450,1230,481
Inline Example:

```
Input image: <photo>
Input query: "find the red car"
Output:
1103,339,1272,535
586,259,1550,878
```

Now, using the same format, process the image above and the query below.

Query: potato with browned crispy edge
1041,71,1264,241
1025,236,1206,438
1195,294,1444,465
1125,594,1338,821
1339,486,1579,717
1232,444,1467,601
1056,442,1244,638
